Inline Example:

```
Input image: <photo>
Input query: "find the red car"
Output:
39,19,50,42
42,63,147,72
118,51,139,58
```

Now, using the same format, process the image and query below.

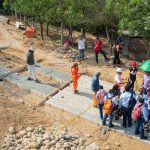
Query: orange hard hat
131,61,137,66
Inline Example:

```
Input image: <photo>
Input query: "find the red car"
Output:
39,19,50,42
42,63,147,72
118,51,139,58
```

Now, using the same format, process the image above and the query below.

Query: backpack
132,104,143,121
97,90,105,104
104,98,113,114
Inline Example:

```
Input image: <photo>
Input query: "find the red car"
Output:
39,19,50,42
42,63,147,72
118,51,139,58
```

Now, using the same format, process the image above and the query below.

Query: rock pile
1,126,100,150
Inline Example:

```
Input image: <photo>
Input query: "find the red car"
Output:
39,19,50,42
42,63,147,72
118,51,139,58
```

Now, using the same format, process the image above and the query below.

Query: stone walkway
0,65,149,143
46,75,150,143
0,67,57,96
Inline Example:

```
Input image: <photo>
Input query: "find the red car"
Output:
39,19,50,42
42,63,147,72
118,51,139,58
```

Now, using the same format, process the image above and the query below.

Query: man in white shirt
119,85,132,128
75,35,86,62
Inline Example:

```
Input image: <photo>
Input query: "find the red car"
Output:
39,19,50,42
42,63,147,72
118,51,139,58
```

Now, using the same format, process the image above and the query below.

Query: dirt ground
0,19,149,149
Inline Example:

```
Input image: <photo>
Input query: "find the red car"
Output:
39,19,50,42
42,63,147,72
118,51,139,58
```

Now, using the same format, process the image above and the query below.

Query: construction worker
71,63,80,94
91,72,101,107
27,42,39,82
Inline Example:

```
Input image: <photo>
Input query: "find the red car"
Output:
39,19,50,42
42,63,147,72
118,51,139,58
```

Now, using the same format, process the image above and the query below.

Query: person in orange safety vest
71,63,80,94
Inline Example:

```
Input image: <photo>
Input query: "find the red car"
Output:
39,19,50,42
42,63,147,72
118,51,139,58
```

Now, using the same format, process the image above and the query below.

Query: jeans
98,103,104,120
135,118,145,138
122,106,132,127
27,65,37,80
78,49,85,61
103,113,113,127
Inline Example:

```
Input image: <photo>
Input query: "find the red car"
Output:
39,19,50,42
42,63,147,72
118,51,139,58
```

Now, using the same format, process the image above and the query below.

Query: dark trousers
135,118,145,138
95,50,107,63
130,79,136,89
113,51,120,65
122,106,132,127
98,103,104,120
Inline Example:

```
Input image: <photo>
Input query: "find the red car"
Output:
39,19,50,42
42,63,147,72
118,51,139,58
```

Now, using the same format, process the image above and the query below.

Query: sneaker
35,79,40,83
74,90,78,94
102,121,106,126
109,124,114,128
135,131,140,135
27,77,32,81
140,136,148,140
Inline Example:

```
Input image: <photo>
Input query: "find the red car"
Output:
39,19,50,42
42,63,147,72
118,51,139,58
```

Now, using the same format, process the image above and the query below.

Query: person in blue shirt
91,72,101,107
119,85,132,128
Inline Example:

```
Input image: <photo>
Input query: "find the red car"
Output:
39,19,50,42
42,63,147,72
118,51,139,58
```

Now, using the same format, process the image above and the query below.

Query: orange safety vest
71,67,79,81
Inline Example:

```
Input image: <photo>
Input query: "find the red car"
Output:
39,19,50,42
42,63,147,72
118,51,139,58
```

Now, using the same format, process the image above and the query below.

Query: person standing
113,42,123,67
75,35,86,62
102,89,118,128
119,85,132,128
129,61,138,89
71,63,80,94
94,36,108,63
114,68,125,96
96,85,107,120
142,72,150,96
91,72,101,107
133,97,148,140
27,43,38,82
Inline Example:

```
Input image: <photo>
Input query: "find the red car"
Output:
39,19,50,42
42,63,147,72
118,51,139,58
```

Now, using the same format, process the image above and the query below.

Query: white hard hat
116,68,123,72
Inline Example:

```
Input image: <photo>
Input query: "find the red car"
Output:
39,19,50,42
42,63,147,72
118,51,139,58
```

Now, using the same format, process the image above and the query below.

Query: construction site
0,15,150,150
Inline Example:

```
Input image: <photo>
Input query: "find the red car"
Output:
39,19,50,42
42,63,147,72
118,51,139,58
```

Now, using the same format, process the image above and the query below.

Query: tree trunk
61,22,63,44
81,28,85,37
40,22,44,40
56,25,59,37
46,22,50,36
69,25,73,44
19,14,22,21
32,18,35,27
105,26,111,55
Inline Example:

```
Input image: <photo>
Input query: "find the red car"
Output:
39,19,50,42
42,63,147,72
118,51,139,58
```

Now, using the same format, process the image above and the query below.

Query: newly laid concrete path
36,64,70,83
46,75,150,143
0,67,57,96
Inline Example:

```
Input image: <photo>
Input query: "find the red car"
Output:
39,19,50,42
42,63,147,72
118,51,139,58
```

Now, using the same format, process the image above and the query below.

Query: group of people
71,61,150,140
71,35,123,67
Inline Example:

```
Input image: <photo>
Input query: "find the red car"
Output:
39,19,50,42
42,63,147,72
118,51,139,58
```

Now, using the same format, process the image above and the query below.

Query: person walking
113,42,123,67
91,72,101,107
119,85,132,128
75,35,86,62
129,61,138,89
133,97,149,140
94,36,109,63
102,89,118,128
96,85,107,120
71,63,80,94
27,43,39,82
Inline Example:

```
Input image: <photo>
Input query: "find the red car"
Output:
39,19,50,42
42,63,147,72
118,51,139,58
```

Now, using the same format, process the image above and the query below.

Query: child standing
96,85,107,120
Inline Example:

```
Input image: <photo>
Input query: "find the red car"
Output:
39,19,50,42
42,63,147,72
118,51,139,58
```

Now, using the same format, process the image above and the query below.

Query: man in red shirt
94,36,109,63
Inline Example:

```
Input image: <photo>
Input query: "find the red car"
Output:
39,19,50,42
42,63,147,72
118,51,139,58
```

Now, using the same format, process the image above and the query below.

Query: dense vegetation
2,0,150,41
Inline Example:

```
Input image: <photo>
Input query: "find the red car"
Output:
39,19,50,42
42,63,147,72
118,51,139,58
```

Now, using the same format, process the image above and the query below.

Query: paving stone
0,67,57,96
46,75,150,143
36,64,70,82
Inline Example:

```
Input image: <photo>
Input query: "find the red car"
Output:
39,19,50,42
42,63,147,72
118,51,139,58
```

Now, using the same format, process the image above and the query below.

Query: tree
104,0,150,37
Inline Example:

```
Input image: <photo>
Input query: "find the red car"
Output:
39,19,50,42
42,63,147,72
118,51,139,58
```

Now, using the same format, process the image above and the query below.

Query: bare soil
0,19,149,149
